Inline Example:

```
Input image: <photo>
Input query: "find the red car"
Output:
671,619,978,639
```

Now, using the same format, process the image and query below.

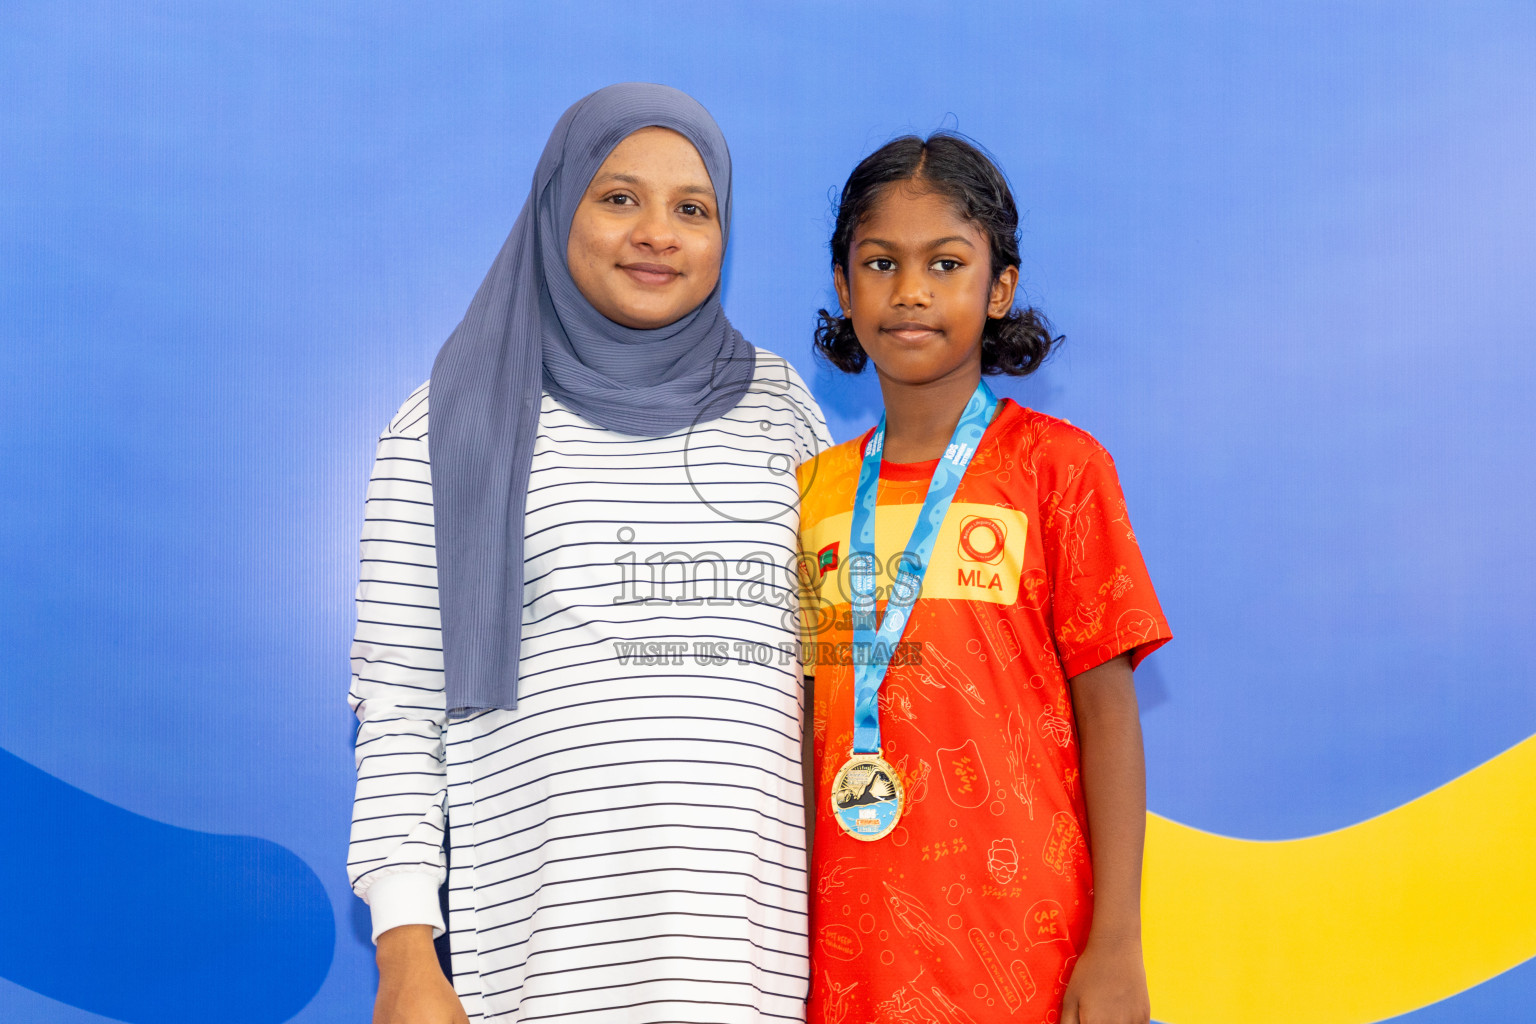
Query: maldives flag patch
817,542,839,576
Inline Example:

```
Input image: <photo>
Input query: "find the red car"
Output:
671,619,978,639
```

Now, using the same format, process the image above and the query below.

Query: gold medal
829,750,904,841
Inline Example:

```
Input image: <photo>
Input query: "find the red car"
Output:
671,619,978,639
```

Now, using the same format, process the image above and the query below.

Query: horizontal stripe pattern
350,352,828,1022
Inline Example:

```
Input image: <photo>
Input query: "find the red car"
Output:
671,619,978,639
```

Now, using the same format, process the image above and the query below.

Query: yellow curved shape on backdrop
1143,732,1536,1024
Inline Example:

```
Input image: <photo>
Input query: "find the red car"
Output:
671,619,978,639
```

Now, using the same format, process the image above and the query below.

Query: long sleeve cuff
365,871,446,943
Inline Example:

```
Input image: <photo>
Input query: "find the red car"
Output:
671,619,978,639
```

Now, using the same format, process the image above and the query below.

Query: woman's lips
620,262,681,287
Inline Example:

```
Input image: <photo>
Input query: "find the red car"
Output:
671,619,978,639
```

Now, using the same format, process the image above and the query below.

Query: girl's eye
934,258,963,272
867,258,896,272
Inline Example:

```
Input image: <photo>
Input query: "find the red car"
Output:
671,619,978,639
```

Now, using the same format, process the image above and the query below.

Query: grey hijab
429,83,755,714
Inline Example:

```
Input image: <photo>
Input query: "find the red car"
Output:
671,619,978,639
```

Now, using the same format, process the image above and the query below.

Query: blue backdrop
2,2,1532,1021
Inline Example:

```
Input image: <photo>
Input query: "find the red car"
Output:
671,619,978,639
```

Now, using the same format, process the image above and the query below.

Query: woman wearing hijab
347,84,829,1023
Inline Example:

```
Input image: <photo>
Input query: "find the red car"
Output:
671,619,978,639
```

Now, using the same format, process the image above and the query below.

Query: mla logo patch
958,515,1007,565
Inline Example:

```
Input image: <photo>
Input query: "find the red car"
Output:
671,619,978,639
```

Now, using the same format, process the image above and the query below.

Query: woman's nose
629,205,679,251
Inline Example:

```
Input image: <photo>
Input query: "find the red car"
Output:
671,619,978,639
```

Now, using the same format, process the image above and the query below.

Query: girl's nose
892,266,930,308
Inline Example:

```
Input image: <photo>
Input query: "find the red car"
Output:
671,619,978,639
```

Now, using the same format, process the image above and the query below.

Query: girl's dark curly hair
814,133,1062,375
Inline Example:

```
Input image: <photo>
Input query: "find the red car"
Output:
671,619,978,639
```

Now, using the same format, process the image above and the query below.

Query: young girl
798,135,1170,1024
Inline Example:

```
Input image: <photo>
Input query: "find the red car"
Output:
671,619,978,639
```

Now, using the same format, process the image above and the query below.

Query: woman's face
566,127,724,330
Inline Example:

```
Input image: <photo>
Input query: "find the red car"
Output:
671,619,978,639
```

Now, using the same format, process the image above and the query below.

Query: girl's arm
1062,653,1152,1024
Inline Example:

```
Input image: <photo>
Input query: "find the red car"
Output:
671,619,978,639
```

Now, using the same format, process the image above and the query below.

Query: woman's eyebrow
589,172,714,199
591,171,642,188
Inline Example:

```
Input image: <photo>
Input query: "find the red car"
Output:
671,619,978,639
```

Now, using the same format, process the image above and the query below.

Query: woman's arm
802,673,816,869
1061,653,1151,1024
373,925,466,1024
347,387,465,1023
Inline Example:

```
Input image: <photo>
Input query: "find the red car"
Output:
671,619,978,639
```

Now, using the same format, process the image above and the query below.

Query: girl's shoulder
795,431,866,514
992,399,1116,465
985,400,1125,500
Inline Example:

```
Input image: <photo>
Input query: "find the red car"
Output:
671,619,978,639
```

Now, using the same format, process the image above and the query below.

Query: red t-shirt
797,399,1171,1024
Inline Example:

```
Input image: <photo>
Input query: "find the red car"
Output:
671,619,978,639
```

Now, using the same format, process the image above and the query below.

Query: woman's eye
679,202,708,218
604,194,636,206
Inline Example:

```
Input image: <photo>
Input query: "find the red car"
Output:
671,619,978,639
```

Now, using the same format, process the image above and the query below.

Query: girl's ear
833,263,853,319
987,265,1020,319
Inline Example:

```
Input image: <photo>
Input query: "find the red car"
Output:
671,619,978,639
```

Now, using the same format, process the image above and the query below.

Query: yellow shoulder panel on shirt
798,442,862,529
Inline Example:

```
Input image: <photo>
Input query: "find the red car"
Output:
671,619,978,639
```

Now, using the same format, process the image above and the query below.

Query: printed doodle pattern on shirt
798,399,1171,1024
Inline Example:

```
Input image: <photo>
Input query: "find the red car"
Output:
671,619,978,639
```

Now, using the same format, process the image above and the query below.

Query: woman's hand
374,925,468,1024
1060,934,1151,1024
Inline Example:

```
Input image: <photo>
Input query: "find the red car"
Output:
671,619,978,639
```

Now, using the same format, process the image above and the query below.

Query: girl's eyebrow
856,235,976,250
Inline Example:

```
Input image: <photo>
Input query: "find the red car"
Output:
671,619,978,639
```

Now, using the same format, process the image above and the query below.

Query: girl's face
834,184,1018,389
567,127,724,330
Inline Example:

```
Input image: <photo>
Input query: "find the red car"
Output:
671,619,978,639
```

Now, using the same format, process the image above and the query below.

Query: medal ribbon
849,380,998,754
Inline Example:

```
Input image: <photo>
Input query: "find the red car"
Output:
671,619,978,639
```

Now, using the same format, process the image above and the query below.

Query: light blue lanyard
849,381,999,754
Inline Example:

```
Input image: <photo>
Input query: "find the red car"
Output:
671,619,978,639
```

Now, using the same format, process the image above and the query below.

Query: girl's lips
620,263,681,286
882,322,941,342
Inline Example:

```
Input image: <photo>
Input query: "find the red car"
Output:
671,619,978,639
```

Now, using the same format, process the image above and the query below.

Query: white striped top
348,351,830,1023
